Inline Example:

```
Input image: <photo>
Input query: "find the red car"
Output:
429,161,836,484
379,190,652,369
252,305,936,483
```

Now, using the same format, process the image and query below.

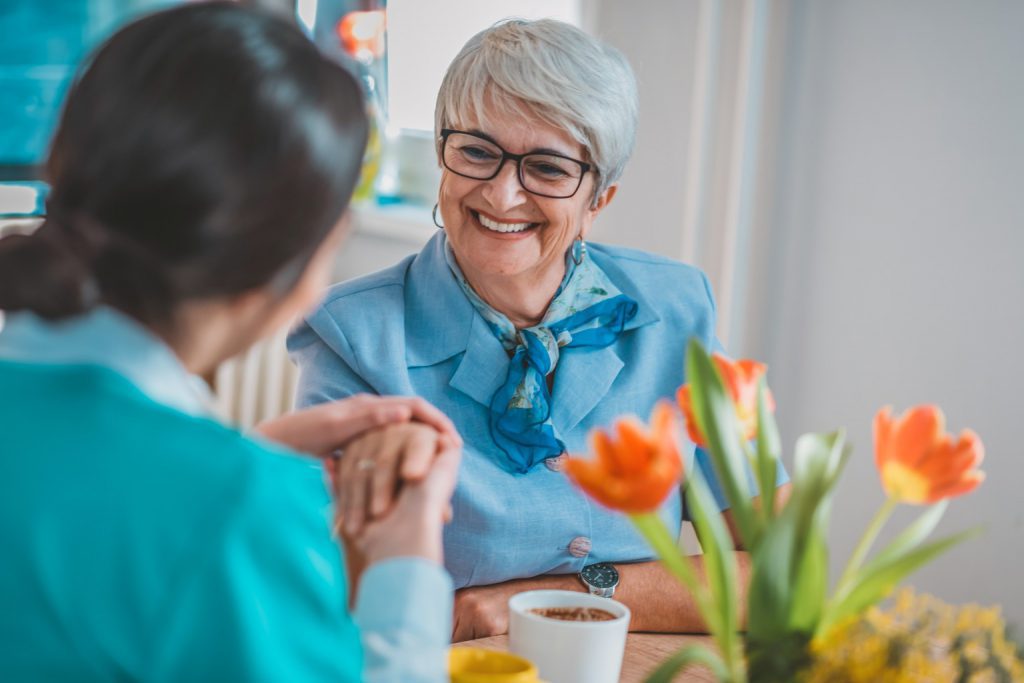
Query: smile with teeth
473,210,538,234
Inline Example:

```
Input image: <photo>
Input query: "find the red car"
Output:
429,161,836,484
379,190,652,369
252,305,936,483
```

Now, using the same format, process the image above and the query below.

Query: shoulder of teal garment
0,360,362,682
443,242,638,474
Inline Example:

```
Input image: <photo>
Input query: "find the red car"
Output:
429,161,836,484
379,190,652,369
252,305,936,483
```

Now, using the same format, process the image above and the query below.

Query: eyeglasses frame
438,128,593,199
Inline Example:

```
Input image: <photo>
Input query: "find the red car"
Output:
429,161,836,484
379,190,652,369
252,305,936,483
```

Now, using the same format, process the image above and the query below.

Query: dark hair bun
0,228,93,320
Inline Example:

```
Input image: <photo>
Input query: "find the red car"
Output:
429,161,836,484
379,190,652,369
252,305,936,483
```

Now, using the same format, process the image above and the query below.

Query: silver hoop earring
571,236,587,266
432,203,444,230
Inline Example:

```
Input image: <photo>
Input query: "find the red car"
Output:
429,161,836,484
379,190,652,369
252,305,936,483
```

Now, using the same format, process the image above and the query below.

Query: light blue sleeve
354,558,454,683
288,316,378,408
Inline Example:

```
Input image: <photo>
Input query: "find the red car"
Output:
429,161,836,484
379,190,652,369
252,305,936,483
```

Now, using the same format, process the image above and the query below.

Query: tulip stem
835,496,898,595
631,512,745,682
630,512,715,623
631,513,702,593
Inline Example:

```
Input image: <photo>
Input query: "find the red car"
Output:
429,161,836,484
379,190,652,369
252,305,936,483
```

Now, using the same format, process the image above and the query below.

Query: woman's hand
253,394,460,458
343,425,462,567
335,422,458,535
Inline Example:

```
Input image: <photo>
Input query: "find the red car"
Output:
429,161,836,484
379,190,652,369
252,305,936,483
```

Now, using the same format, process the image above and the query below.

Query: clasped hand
255,394,462,564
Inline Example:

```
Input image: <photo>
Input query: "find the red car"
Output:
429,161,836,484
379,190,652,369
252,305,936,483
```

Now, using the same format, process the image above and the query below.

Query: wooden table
463,633,715,682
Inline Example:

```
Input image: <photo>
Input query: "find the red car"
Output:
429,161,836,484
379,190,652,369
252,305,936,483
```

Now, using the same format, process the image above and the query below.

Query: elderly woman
290,18,789,640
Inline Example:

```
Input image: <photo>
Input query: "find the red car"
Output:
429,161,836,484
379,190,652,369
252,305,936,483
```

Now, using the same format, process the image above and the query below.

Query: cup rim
508,589,631,628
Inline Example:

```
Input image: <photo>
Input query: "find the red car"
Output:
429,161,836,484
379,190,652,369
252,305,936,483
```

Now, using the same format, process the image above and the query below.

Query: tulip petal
567,403,685,513
676,384,706,447
591,428,616,468
923,471,986,504
616,418,653,476
875,405,985,505
891,406,946,468
874,406,894,472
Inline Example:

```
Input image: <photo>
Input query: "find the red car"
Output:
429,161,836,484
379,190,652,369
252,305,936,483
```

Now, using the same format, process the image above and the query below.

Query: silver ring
355,459,376,471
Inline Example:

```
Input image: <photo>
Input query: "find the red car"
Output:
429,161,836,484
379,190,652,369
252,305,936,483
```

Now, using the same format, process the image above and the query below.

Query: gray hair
435,18,638,203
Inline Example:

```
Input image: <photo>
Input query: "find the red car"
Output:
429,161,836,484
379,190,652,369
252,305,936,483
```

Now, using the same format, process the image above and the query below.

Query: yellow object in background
352,113,381,203
449,647,540,683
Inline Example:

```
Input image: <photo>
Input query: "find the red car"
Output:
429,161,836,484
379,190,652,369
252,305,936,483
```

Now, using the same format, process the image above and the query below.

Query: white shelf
351,202,436,246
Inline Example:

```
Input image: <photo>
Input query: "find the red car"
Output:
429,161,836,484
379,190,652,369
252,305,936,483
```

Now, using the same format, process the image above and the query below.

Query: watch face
581,563,618,589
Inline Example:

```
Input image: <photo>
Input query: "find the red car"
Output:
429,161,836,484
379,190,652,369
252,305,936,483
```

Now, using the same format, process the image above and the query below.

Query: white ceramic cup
508,589,631,683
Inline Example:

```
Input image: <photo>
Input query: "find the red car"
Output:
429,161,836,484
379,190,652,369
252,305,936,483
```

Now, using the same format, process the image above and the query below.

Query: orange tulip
875,405,985,505
565,402,683,513
337,10,386,60
677,353,775,448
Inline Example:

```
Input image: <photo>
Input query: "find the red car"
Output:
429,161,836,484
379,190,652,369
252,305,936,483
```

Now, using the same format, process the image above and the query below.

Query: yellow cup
449,646,540,683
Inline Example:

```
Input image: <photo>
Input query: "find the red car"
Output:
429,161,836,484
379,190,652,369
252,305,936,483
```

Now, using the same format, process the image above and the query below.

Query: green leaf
819,528,979,636
747,430,848,642
869,500,948,569
685,339,759,548
687,473,742,672
629,512,709,615
788,504,829,631
747,503,799,640
754,379,780,522
644,644,729,683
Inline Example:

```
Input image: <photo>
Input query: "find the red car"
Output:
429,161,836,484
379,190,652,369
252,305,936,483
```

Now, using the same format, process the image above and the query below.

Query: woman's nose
481,158,527,210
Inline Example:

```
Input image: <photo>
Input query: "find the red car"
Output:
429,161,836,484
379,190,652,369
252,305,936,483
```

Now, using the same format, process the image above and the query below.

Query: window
0,0,182,217
387,0,582,133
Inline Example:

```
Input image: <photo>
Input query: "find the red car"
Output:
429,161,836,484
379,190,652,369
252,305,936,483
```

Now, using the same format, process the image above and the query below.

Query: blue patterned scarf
445,241,638,474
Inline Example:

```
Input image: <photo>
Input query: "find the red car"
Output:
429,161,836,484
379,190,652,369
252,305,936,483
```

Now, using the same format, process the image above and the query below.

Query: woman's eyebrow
468,129,500,144
531,147,572,157
468,129,575,158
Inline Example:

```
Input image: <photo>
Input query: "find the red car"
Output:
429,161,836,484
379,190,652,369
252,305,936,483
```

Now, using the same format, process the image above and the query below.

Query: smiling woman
289,17,791,642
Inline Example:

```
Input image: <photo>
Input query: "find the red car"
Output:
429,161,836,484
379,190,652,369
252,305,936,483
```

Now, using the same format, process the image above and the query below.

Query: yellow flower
803,590,1024,683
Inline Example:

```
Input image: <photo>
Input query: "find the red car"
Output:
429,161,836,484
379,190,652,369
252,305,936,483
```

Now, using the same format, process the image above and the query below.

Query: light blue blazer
289,232,782,589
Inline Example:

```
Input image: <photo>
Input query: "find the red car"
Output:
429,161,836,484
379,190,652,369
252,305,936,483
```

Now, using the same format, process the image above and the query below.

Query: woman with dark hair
0,4,458,681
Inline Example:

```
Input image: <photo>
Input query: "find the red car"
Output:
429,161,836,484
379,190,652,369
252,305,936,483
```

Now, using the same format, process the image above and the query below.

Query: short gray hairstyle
435,18,638,203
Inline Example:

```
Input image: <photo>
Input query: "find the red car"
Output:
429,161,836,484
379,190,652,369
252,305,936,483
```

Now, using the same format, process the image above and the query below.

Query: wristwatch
579,562,619,598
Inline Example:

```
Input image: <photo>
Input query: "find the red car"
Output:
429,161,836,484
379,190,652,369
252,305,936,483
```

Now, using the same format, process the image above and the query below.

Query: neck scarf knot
445,242,638,474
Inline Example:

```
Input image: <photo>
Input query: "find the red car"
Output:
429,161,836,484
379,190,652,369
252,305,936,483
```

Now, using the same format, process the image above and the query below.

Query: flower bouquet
565,340,997,682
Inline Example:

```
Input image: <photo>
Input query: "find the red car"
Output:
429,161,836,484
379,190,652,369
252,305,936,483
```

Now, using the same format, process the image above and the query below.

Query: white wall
747,0,1024,623
592,0,1024,622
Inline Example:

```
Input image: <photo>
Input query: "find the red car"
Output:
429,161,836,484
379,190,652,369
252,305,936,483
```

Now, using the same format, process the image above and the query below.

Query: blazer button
568,536,592,558
545,453,568,472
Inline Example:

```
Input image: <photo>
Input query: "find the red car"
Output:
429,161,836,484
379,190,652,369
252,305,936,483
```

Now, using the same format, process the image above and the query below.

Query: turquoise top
0,309,452,682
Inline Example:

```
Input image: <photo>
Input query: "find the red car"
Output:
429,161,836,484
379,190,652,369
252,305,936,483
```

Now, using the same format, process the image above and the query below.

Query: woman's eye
461,145,499,161
527,161,570,178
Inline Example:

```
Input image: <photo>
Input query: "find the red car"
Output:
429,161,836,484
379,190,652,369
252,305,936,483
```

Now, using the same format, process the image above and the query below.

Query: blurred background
1,0,1021,628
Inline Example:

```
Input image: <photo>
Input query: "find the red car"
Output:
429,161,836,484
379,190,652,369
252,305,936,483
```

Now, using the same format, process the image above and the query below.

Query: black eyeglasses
439,129,593,199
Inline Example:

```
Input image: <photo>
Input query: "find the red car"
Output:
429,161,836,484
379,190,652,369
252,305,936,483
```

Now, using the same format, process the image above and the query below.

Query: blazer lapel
448,314,510,408
404,232,474,368
404,232,509,409
550,345,624,435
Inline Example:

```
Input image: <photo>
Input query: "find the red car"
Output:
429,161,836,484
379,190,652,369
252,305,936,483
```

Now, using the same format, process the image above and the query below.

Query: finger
397,426,440,481
368,437,404,518
334,442,357,526
452,611,470,643
425,445,462,505
326,401,414,450
397,443,461,526
340,439,373,535
403,397,462,445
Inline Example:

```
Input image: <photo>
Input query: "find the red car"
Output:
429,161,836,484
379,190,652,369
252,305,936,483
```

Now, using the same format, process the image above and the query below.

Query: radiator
213,326,297,429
